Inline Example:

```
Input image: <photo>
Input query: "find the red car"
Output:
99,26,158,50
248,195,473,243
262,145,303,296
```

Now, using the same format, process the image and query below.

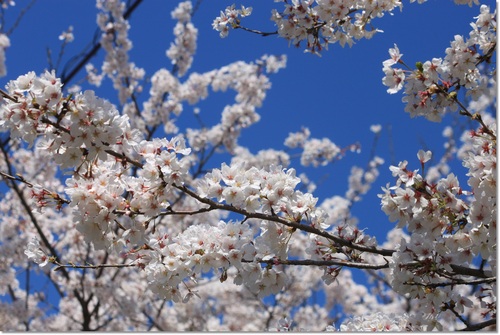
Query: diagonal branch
60,0,144,85
174,183,396,257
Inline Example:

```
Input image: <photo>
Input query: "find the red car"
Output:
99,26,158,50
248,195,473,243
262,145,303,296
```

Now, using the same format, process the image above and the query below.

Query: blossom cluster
0,71,138,168
273,312,419,331
377,6,497,325
58,26,74,43
382,4,496,121
284,127,361,167
166,1,198,77
213,0,415,55
338,312,418,331
138,53,285,146
380,143,496,328
183,55,286,153
0,0,495,331
96,0,145,104
196,163,329,229
212,4,253,38
213,1,488,55
145,221,289,301
24,238,49,267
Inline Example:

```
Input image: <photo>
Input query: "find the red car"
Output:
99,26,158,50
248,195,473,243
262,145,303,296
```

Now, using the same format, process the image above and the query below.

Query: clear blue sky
1,0,495,295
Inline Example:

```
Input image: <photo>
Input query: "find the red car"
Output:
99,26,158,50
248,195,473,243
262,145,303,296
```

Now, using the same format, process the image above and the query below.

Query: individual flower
417,149,432,164
370,124,382,134
24,238,50,267
58,26,74,43
382,44,403,68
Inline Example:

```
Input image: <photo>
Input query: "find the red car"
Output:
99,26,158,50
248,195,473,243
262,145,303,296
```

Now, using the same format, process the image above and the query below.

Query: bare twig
60,0,144,85
5,0,37,36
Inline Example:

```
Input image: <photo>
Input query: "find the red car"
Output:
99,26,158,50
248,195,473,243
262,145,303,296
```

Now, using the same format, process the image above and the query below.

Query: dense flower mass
339,312,418,331
0,0,496,332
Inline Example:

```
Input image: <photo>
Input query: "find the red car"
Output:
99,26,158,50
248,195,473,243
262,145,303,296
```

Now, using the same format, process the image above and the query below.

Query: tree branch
174,184,396,257
254,257,388,270
60,0,144,85
459,318,496,331
404,276,496,288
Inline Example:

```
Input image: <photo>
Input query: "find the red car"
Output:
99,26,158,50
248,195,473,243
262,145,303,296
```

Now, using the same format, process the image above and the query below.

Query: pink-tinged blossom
382,5,496,122
0,1,493,331
58,26,74,43
284,127,311,148
382,67,405,94
382,44,403,68
24,238,49,267
417,149,432,164
212,5,252,38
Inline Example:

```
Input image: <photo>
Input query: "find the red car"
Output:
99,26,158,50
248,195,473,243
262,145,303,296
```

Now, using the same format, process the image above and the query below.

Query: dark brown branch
254,257,388,270
0,88,18,102
450,264,494,279
459,318,496,331
174,184,396,257
404,276,496,288
0,142,70,280
104,149,143,168
234,25,278,37
54,262,137,271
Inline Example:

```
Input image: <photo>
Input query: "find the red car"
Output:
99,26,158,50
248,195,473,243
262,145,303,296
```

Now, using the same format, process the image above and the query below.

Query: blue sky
1,0,495,305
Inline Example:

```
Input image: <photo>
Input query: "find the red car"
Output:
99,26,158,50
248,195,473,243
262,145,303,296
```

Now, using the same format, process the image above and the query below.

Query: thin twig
60,0,144,85
5,0,37,36
234,25,278,37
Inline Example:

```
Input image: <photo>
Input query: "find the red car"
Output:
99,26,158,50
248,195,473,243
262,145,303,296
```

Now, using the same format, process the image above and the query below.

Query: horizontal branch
450,264,494,279
254,258,388,270
234,25,278,37
0,171,35,187
404,276,496,288
54,262,137,271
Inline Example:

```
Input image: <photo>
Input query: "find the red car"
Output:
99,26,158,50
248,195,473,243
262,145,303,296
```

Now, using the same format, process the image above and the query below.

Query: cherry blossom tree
0,0,496,331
